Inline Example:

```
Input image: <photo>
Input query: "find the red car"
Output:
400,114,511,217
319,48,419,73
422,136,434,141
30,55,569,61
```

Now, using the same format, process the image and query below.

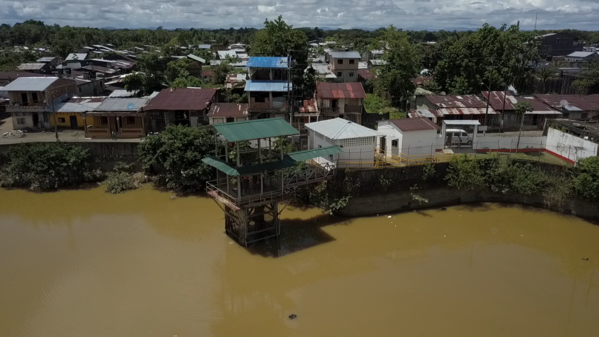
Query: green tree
372,26,420,110
573,157,599,201
537,66,556,94
514,101,533,153
572,60,599,95
363,93,404,118
138,125,216,193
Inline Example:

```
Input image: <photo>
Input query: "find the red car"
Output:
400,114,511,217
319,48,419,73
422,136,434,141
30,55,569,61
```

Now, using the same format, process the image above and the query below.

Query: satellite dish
560,100,569,107
127,103,135,110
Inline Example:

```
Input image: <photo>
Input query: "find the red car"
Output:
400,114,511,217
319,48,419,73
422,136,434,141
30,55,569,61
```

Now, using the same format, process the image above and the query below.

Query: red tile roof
316,82,366,99
145,88,217,111
391,117,440,132
207,103,248,118
425,95,486,108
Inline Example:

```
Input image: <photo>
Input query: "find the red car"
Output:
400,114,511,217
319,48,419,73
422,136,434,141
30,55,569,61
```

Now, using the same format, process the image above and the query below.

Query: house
418,95,497,125
369,50,384,60
539,33,583,58
315,81,365,124
207,103,249,124
48,96,106,129
535,94,599,120
17,63,50,73
0,72,53,86
310,63,337,81
144,87,217,130
328,51,360,82
185,54,206,77
367,59,387,69
245,57,291,119
83,96,150,139
377,118,442,158
305,117,381,168
36,57,60,68
481,91,561,130
4,77,78,129
565,51,599,67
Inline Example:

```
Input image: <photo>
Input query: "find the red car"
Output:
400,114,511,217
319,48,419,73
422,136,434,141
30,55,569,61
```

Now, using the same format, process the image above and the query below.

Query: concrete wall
474,136,547,151
309,129,376,168
11,112,35,129
546,128,599,163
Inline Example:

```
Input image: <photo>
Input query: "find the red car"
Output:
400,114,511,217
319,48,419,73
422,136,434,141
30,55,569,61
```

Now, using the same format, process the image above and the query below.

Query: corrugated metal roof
109,90,140,98
438,107,498,115
482,91,559,114
567,51,595,58
425,95,486,108
247,57,289,69
207,103,249,118
37,57,56,62
329,51,361,59
17,63,46,70
50,96,106,113
213,118,299,142
144,88,216,111
358,69,374,80
92,97,150,112
187,54,206,63
368,59,387,66
244,80,291,92
534,94,599,112
288,146,342,161
66,53,88,61
408,108,443,119
390,117,440,132
316,82,366,99
3,77,59,91
310,63,336,78
202,156,297,176
305,118,381,140
198,44,211,49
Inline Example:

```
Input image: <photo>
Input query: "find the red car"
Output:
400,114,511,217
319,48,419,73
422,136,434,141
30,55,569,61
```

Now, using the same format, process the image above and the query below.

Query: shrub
138,125,216,193
105,172,145,194
445,155,485,190
573,156,599,201
0,143,90,191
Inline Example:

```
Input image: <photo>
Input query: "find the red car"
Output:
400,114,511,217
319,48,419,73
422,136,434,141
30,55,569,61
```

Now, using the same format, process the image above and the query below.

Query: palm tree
537,66,555,94
514,101,533,153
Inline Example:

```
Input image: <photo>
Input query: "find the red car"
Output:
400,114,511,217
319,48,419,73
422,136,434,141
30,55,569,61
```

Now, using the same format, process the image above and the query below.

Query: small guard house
203,118,342,246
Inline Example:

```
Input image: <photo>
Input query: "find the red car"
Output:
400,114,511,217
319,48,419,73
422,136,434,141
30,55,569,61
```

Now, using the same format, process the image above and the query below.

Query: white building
546,120,599,164
305,118,381,168
377,118,442,157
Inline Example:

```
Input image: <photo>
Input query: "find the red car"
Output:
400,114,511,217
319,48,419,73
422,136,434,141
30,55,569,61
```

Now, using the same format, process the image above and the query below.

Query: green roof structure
202,146,342,176
212,118,299,142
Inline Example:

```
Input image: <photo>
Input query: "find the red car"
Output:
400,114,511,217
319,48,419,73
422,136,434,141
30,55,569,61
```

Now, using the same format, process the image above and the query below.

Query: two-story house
316,82,366,124
3,77,78,129
539,33,583,58
245,56,291,119
328,51,361,82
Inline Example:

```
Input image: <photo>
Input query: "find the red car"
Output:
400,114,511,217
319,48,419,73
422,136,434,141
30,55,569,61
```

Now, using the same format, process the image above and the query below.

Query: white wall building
306,118,381,168
546,124,598,164
377,118,442,157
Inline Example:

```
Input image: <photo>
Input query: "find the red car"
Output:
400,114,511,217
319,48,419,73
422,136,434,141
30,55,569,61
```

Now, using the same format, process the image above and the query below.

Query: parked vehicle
446,128,472,145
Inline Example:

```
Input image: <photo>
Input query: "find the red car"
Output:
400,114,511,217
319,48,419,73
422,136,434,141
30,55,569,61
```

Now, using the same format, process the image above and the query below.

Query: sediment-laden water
0,187,598,337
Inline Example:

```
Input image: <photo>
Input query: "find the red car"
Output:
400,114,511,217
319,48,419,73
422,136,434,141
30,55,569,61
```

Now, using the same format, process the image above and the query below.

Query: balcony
249,99,289,113
344,105,363,114
7,102,46,112
320,107,340,117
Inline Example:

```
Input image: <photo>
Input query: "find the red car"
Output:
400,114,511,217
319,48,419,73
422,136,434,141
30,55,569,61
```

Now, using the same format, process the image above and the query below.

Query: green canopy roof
287,146,342,161
212,118,299,142
203,146,342,176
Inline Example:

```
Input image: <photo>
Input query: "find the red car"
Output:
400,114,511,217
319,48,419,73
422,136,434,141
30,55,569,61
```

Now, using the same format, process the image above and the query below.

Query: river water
0,187,598,337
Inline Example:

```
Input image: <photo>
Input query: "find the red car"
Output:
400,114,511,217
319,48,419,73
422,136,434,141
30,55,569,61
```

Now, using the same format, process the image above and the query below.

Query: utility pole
484,78,492,126
46,82,76,142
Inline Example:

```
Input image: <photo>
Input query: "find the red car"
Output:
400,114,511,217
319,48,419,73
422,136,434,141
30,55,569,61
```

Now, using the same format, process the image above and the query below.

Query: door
69,116,78,129
32,113,39,127
380,136,386,153
21,93,28,106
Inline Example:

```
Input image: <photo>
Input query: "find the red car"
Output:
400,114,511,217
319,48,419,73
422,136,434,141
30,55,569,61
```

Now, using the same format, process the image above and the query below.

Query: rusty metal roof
534,94,599,112
438,107,498,115
316,82,366,99
17,63,47,70
482,91,560,114
299,99,318,113
391,117,440,132
358,69,374,80
425,95,486,108
207,103,248,118
408,108,443,119
145,88,217,111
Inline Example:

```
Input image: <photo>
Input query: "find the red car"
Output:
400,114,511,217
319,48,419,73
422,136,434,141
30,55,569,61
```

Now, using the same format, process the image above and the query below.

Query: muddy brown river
0,187,598,337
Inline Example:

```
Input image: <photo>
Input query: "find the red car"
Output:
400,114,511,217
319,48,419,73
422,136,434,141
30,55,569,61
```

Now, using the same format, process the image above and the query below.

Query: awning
525,111,563,115
202,156,297,176
213,118,298,142
288,146,342,161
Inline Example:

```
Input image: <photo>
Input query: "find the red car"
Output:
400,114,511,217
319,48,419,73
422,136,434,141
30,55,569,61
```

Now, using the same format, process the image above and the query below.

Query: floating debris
289,314,297,319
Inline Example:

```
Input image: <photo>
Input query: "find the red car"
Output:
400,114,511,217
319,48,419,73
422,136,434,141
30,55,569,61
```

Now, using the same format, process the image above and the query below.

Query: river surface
0,187,598,337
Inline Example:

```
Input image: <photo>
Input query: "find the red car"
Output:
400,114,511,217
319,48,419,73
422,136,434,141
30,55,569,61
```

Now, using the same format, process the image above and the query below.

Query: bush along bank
325,155,599,220
104,162,146,194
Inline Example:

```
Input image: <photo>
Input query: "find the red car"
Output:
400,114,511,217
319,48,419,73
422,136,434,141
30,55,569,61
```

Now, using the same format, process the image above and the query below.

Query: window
336,72,342,77
337,59,343,65
126,117,135,124
31,93,39,103
556,38,561,43
16,118,26,125
212,118,224,124
349,72,354,77
349,59,355,64
101,117,108,125
392,140,398,147
58,117,66,123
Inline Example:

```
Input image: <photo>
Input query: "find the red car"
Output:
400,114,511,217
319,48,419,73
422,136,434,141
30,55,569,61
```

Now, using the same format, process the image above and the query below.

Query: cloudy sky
0,0,597,30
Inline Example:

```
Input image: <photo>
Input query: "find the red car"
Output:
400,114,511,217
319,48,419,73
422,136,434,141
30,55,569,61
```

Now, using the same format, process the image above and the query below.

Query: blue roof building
246,56,292,118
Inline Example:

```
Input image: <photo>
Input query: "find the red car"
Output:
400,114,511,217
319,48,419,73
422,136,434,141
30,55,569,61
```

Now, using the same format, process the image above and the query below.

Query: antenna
534,13,538,31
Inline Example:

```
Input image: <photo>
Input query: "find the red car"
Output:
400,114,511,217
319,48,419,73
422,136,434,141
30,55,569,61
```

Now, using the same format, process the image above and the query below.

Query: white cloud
0,0,596,30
